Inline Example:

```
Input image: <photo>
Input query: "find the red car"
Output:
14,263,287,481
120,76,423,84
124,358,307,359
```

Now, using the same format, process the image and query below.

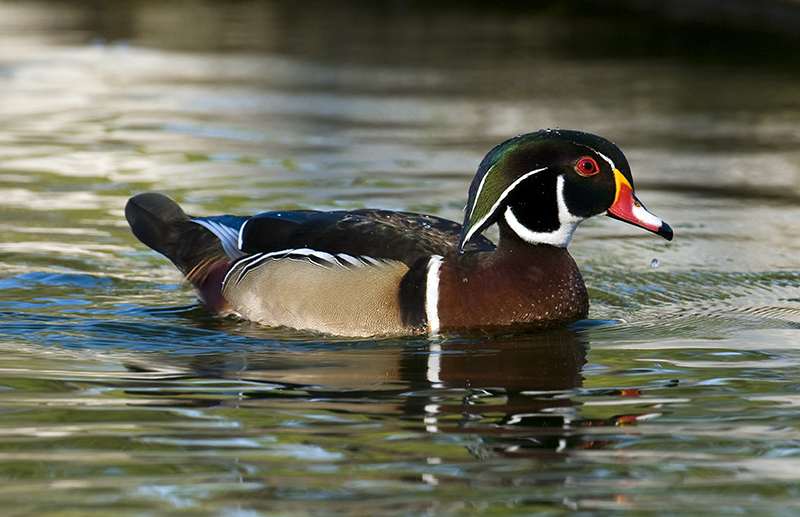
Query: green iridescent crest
457,130,561,251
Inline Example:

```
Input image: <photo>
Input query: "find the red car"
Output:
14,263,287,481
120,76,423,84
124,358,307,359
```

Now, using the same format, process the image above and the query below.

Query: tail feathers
125,193,235,313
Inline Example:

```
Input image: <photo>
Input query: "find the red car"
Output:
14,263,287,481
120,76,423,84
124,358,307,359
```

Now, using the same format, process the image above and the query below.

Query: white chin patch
503,175,583,248
505,207,579,247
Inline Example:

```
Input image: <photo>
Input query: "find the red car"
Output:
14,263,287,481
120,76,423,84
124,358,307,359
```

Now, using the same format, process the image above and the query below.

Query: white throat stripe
462,167,547,246
503,175,581,248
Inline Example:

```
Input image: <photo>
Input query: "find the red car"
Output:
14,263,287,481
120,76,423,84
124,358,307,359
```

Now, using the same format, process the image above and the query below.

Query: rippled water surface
3,1,800,514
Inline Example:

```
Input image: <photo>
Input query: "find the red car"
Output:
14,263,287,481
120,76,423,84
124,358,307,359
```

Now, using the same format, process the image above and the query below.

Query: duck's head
457,129,673,252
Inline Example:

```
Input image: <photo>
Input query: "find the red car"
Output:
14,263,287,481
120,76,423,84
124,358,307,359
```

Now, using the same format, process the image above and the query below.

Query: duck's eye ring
575,157,600,176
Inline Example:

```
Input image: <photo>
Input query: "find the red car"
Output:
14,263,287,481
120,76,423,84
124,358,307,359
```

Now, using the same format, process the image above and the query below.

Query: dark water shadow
119,328,664,459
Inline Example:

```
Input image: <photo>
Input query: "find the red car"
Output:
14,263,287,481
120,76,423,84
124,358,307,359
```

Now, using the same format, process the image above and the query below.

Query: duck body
126,129,672,337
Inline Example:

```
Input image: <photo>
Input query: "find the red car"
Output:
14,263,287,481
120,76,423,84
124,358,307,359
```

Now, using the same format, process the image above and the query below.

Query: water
2,1,800,514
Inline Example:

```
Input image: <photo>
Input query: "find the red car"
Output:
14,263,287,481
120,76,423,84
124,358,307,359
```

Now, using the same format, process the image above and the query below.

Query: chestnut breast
437,246,589,330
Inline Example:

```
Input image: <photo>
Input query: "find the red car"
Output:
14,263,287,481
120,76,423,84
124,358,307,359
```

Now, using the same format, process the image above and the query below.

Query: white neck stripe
425,255,443,334
462,167,547,246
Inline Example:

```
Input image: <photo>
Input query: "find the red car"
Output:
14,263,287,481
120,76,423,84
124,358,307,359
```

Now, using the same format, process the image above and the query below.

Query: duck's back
235,208,494,262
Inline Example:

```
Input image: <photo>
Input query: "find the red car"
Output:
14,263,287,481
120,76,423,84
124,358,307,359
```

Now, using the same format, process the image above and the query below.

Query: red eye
575,157,600,176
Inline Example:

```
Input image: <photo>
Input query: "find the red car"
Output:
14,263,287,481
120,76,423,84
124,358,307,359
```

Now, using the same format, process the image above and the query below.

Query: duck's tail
125,193,243,313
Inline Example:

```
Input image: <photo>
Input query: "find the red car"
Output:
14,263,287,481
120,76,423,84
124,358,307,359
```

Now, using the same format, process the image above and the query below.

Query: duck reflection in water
397,329,663,458
124,327,664,459
401,330,590,458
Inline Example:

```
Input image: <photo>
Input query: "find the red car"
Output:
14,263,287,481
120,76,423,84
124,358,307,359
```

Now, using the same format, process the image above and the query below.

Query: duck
125,129,673,337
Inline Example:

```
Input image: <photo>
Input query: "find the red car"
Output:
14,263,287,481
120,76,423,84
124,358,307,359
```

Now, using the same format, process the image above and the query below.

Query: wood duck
126,129,673,337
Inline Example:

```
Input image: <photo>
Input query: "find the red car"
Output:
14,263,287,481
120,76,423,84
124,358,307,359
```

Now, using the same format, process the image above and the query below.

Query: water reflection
120,329,671,463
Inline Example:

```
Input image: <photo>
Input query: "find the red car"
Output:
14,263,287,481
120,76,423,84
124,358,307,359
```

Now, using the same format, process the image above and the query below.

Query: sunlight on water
1,0,800,514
